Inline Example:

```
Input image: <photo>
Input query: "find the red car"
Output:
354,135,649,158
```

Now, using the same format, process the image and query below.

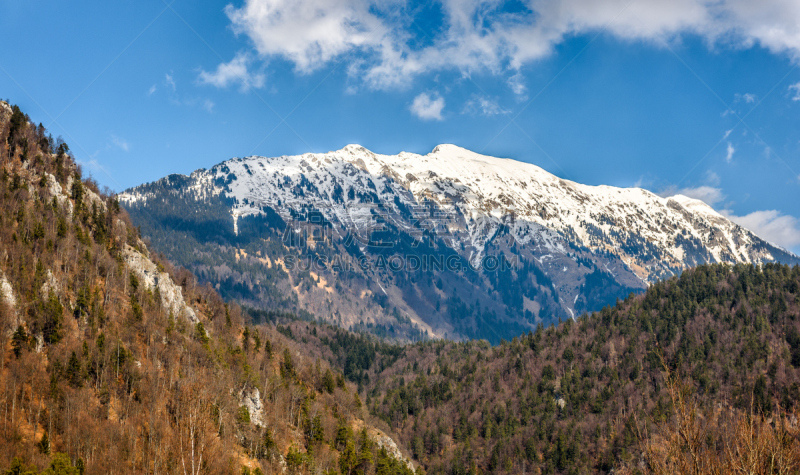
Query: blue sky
2,0,800,253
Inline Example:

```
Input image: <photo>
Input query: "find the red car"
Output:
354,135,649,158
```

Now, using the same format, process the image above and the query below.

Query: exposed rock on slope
122,245,199,323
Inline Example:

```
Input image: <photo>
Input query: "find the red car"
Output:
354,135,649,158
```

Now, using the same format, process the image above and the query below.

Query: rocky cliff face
122,245,198,324
119,144,799,342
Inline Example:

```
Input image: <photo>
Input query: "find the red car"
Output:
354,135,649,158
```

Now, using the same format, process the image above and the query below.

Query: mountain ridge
119,143,799,341
123,142,797,275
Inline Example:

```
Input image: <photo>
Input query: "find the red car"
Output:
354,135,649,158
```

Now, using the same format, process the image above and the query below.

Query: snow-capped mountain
118,144,799,342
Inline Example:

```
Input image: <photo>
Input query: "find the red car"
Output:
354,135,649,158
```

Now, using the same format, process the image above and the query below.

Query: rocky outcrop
366,426,415,472
0,101,11,124
0,271,20,330
66,174,106,213
0,272,16,311
40,269,60,297
240,387,264,427
44,173,73,217
122,245,198,324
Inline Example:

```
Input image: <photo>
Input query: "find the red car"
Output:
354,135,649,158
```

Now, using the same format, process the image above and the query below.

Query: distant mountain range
119,144,799,342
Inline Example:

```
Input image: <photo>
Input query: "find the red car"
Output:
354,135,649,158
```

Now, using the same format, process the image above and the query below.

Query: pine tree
37,431,50,455
11,326,27,358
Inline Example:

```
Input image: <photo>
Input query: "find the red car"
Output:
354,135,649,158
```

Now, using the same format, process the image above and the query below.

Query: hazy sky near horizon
2,0,800,252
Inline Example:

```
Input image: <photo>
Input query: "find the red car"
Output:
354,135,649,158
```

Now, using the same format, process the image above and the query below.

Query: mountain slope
283,262,800,474
119,144,799,342
0,101,414,475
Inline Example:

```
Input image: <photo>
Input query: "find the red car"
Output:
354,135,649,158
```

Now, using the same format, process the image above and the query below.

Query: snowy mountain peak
119,144,799,332
669,194,724,218
127,144,798,278
338,143,370,153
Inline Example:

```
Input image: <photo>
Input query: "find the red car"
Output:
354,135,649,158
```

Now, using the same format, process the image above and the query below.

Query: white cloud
660,170,724,206
463,95,508,116
147,84,157,95
705,170,721,186
736,92,756,103
508,72,527,97
410,92,445,120
202,99,215,113
790,81,800,101
725,142,735,163
198,52,265,91
669,185,725,206
721,209,800,249
225,0,388,73
212,0,800,90
165,73,176,92
110,135,130,152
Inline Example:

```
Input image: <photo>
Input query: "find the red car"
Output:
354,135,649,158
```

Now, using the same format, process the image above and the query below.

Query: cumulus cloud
209,0,800,90
198,52,265,91
463,95,508,116
410,92,445,120
726,142,735,163
721,209,800,250
660,169,726,206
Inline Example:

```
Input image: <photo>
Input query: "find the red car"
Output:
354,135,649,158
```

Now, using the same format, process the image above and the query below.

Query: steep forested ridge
0,101,414,474
274,263,800,474
369,263,800,473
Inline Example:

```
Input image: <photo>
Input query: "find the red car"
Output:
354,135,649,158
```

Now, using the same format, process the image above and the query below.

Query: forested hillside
276,263,800,473
0,101,414,474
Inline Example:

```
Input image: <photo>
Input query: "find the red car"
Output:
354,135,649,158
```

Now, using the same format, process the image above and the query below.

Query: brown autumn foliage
0,101,415,474
267,262,800,473
627,355,800,475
